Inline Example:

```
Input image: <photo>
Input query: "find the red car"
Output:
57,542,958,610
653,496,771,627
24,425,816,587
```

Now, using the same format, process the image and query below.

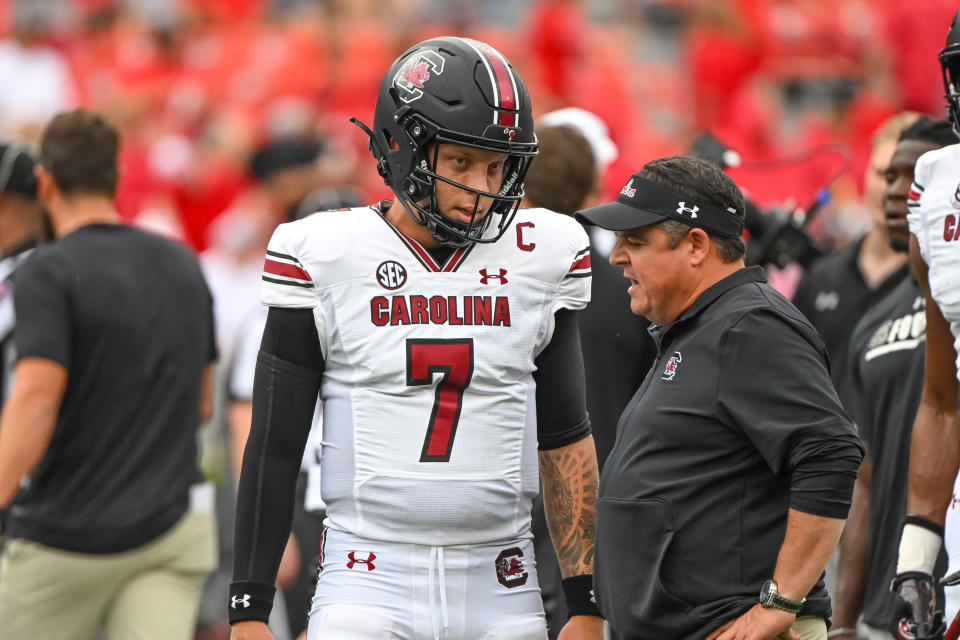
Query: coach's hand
231,621,275,640
557,614,604,639
706,604,800,640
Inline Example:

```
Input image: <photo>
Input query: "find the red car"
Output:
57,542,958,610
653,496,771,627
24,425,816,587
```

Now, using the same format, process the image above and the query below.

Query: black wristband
562,574,601,617
228,580,276,624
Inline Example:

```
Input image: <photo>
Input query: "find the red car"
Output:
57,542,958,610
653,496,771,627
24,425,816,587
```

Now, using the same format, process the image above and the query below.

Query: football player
893,9,960,640
228,37,603,640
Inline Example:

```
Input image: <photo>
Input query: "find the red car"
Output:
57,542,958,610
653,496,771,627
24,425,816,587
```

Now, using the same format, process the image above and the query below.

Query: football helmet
352,37,538,246
940,8,960,134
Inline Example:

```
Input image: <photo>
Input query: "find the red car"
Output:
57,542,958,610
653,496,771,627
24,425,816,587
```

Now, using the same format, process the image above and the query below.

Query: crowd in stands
0,1,957,638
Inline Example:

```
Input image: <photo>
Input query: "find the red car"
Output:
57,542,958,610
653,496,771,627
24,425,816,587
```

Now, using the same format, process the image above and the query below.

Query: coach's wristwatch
759,580,805,614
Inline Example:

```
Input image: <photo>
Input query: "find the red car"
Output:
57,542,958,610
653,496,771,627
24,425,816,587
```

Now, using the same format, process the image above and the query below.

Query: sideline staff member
0,109,218,640
576,155,862,640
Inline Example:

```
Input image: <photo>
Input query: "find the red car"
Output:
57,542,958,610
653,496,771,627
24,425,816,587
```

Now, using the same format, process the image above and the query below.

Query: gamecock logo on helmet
495,547,528,588
393,50,446,104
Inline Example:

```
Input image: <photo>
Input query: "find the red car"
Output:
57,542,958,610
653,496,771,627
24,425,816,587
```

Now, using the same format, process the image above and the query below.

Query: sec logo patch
376,260,407,290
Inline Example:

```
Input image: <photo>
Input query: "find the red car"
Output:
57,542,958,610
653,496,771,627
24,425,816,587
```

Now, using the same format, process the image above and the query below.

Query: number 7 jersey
260,205,591,546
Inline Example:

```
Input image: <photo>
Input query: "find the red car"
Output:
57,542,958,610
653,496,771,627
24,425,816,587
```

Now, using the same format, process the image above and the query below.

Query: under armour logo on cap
231,594,251,609
676,202,699,218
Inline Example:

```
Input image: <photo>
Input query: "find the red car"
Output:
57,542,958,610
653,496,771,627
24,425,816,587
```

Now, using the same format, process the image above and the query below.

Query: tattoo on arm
539,435,599,578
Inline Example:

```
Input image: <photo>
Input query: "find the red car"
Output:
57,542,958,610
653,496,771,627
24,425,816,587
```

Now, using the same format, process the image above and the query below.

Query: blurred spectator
200,135,323,358
0,4,79,142
0,141,45,404
792,111,921,410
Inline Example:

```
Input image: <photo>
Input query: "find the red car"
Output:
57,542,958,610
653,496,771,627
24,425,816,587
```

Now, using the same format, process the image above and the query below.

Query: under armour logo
590,589,596,604
479,268,508,285
676,202,699,218
620,179,636,198
231,594,251,609
346,551,377,571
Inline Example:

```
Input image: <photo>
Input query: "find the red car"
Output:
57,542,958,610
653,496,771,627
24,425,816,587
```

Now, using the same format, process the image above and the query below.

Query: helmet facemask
396,114,536,247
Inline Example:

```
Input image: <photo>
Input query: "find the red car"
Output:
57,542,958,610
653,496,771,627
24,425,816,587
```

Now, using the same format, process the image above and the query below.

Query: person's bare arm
904,234,960,525
539,434,598,579
709,510,846,640
0,358,67,509
539,434,603,639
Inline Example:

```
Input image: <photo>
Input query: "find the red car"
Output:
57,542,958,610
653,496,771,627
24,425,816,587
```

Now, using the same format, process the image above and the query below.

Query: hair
638,155,746,263
39,109,120,197
898,117,959,147
871,111,924,149
522,124,596,215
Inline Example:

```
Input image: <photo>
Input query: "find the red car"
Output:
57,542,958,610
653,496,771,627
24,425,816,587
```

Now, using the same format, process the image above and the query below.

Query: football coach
575,155,863,640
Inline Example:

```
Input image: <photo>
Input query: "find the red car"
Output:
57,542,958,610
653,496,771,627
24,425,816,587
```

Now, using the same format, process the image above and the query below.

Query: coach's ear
685,227,711,267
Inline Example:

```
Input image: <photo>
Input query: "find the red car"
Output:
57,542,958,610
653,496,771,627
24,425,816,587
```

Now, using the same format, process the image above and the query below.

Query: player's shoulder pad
513,208,592,311
914,142,960,189
261,206,373,306
512,207,591,274
267,206,378,280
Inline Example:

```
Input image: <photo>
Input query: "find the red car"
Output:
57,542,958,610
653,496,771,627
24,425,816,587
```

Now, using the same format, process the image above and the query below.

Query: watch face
759,580,774,603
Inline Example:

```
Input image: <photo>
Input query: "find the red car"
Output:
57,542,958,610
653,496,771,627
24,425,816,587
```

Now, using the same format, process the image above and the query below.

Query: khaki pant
0,502,217,640
789,616,828,640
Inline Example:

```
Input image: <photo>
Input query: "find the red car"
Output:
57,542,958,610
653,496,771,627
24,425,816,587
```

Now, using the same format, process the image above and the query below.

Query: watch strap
766,590,805,614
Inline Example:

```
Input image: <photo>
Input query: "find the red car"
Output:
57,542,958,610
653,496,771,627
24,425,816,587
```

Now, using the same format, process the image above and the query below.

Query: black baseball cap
0,142,37,199
575,173,743,238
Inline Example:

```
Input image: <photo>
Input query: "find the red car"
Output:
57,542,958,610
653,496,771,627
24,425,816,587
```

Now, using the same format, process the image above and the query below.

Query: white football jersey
260,205,591,546
907,143,960,378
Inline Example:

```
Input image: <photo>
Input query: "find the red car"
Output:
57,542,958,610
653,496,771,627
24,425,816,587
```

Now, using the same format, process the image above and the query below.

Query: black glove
892,571,946,640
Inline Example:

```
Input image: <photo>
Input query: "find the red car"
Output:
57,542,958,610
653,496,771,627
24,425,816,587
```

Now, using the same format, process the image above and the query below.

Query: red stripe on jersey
442,247,469,272
264,258,312,281
400,233,441,272
908,187,922,201
569,254,591,272
471,40,517,127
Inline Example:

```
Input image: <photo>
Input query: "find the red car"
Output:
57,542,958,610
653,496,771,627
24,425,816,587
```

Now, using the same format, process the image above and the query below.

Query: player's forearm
905,399,960,525
831,467,871,629
538,434,598,578
772,508,845,602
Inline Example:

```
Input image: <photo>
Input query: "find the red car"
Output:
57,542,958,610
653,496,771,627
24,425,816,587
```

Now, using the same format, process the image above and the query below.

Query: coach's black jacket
594,266,862,640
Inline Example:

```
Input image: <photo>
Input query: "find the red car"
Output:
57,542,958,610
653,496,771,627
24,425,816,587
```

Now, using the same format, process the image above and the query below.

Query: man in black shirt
792,113,920,410
0,109,218,640
576,155,863,640
830,120,958,640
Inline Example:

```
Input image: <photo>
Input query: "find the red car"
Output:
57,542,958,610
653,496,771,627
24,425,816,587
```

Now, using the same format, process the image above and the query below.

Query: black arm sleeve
534,309,592,450
229,307,323,624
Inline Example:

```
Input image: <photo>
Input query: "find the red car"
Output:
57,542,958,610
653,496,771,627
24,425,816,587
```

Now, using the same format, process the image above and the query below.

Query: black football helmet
352,36,538,246
940,8,960,134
